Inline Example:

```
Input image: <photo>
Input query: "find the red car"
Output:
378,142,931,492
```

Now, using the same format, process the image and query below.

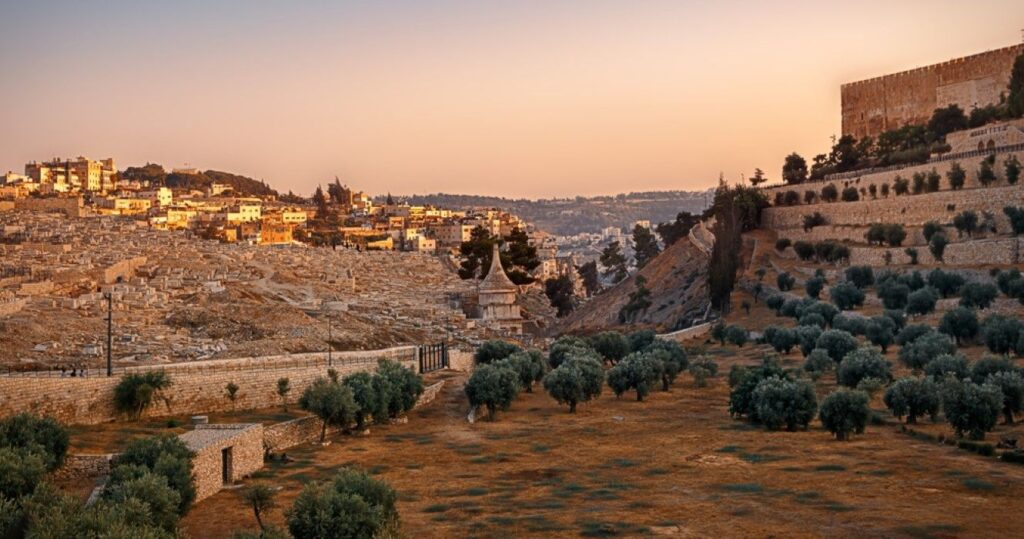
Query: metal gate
418,342,449,373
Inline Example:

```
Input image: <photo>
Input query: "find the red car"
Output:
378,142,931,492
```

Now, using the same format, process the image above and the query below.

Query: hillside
121,163,279,197
551,233,712,334
399,190,711,235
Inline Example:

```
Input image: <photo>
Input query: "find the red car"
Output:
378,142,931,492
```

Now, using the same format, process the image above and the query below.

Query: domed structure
477,244,522,334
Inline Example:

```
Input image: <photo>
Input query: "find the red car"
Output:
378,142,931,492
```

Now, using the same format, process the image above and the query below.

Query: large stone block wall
763,183,1024,231
762,151,1022,207
0,347,418,425
13,197,85,217
840,44,1024,139
52,453,113,480
848,238,1022,266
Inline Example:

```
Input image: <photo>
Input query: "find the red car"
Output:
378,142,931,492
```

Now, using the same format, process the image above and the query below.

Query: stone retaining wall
52,453,114,480
658,322,714,343
848,237,1022,266
0,347,417,425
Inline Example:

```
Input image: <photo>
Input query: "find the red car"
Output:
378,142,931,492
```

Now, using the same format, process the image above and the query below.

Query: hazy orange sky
2,1,1023,198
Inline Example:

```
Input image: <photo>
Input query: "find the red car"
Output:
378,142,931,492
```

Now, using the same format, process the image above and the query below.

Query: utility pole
104,292,113,376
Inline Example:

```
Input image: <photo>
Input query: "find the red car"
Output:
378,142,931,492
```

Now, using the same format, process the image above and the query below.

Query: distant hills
400,190,714,235
121,164,278,198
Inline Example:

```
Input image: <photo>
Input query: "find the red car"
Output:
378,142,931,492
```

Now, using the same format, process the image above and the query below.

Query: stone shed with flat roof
179,423,264,502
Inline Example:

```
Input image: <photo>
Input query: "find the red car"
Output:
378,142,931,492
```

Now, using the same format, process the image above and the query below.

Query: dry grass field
172,353,1024,538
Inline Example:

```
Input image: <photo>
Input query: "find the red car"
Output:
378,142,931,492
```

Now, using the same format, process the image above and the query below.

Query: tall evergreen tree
600,241,629,284
1010,51,1024,118
578,260,601,296
632,224,661,269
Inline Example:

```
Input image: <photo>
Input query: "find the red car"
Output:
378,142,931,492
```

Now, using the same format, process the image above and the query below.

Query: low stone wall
0,347,418,425
414,381,445,409
52,453,113,480
448,349,475,372
658,322,714,343
762,183,1024,231
848,237,1022,266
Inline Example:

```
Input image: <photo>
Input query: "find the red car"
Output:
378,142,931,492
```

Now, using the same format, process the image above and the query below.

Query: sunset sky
2,1,1023,198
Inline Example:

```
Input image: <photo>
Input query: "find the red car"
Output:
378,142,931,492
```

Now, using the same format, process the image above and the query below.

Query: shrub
905,247,919,264
884,377,940,424
865,316,896,353
893,175,910,195
830,282,865,311
752,377,818,431
959,282,998,310
978,155,998,186
912,172,926,194
688,357,718,388
474,340,521,364
776,272,796,292
113,370,171,419
0,413,70,471
766,327,798,354
970,355,1019,384
939,307,980,345
947,162,967,189
802,213,826,232
588,331,631,364
986,371,1024,424
837,347,892,388
924,354,969,379
803,348,834,377
1005,206,1024,236
547,336,594,369
819,389,871,440
711,321,727,345
805,276,826,299
922,221,944,243
927,168,941,192
815,241,850,263
606,353,662,401
876,280,910,310
929,233,949,262
820,184,838,202
543,356,605,413
377,359,425,418
952,210,980,238
1006,155,1022,185
905,286,939,316
844,266,874,289
765,294,785,314
0,447,46,499
899,332,955,371
980,314,1024,355
725,325,748,347
793,241,815,260
775,238,792,251
465,363,521,420
796,325,823,357
277,378,291,411
110,434,195,515
941,379,1002,440
840,186,859,202
728,358,788,420
885,224,907,247
816,329,859,363
102,471,182,532
287,468,398,539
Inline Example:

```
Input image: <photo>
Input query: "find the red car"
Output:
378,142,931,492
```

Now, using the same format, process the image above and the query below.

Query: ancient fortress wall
0,347,417,425
841,44,1024,139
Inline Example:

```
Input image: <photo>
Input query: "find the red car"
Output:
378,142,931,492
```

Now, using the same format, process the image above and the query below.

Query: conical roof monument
476,243,522,334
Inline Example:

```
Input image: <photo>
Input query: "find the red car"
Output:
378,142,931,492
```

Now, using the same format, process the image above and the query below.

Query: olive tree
288,468,398,539
543,356,605,413
986,371,1024,424
865,316,896,353
607,353,661,401
547,336,594,369
815,329,859,363
837,347,892,388
939,307,979,346
796,325,823,357
883,377,940,424
499,350,546,393
474,340,521,364
465,363,521,421
830,282,865,311
751,376,818,431
980,315,1024,355
905,286,939,316
941,379,1003,440
819,389,871,441
924,354,969,379
300,377,359,442
899,332,955,371
959,282,998,310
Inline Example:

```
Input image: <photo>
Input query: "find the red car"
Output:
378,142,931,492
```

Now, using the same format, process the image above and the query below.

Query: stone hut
477,244,522,334
179,423,264,502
